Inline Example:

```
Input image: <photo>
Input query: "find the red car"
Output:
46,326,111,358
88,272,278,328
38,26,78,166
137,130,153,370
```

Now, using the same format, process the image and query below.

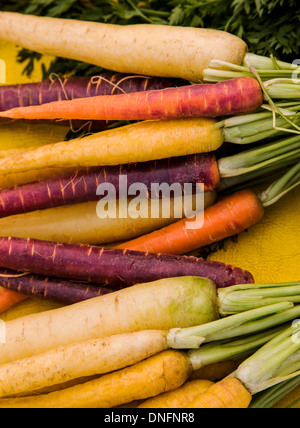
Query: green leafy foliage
2,0,300,77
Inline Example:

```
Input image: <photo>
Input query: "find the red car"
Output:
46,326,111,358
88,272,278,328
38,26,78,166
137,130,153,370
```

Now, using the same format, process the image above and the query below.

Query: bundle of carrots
0,11,299,408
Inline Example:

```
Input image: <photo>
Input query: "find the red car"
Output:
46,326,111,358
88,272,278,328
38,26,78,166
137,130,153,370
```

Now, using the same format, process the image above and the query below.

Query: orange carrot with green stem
0,77,263,121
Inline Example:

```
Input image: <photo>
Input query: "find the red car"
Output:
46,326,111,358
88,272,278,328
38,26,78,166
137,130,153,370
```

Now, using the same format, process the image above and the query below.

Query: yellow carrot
0,350,192,408
0,296,62,322
138,379,214,408
0,330,169,398
0,192,216,245
0,118,223,175
188,377,252,408
0,167,74,190
0,121,69,157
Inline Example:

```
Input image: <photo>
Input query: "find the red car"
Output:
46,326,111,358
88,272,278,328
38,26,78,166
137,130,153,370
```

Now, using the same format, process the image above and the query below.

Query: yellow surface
0,39,54,84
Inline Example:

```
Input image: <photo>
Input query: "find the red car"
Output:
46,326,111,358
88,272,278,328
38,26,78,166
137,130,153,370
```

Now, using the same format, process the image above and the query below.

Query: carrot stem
218,135,300,177
187,324,286,370
218,281,300,315
259,161,300,206
235,323,300,394
250,374,300,408
168,302,295,345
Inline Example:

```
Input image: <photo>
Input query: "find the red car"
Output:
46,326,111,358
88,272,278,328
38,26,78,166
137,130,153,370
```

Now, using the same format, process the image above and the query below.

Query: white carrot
0,12,247,81
0,276,218,364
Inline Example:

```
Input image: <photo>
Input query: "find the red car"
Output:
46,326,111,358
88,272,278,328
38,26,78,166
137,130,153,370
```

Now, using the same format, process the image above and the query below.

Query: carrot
0,121,69,159
0,286,27,313
0,236,254,288
0,350,192,408
0,167,74,190
0,77,263,121
0,153,219,219
0,118,223,175
0,192,216,245
0,73,185,130
0,267,113,306
0,295,62,322
0,302,285,397
0,12,247,81
188,377,252,408
0,330,172,398
117,189,265,255
138,379,214,408
0,302,294,403
0,276,218,364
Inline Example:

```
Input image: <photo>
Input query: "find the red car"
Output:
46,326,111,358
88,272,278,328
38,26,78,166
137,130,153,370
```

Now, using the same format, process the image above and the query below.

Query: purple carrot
0,267,114,305
0,73,185,130
0,237,254,288
0,153,219,218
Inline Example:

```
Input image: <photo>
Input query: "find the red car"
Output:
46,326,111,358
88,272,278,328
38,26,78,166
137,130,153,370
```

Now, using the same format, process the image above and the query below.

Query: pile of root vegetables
0,11,299,409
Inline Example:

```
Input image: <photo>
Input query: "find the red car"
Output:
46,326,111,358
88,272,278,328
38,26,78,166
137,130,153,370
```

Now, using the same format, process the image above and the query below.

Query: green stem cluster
218,281,300,315
235,323,300,394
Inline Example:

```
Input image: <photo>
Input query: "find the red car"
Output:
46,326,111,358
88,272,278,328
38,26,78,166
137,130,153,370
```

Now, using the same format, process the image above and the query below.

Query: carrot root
117,189,265,256
188,377,252,408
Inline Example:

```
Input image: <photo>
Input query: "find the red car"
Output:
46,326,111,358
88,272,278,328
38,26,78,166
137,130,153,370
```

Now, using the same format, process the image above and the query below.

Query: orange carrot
188,377,252,408
117,189,265,255
0,77,263,121
0,287,27,313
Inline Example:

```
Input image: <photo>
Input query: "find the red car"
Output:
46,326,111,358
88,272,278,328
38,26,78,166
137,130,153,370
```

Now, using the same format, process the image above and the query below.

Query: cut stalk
259,161,300,206
234,323,300,394
168,302,295,345
204,53,300,82
218,135,300,177
187,324,286,370
250,374,300,408
218,281,300,315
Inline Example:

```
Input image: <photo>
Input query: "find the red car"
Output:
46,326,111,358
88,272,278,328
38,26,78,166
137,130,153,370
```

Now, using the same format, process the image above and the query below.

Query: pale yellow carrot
0,296,63,322
0,330,168,398
0,167,74,190
0,350,192,408
0,12,247,81
0,192,216,244
0,277,218,364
